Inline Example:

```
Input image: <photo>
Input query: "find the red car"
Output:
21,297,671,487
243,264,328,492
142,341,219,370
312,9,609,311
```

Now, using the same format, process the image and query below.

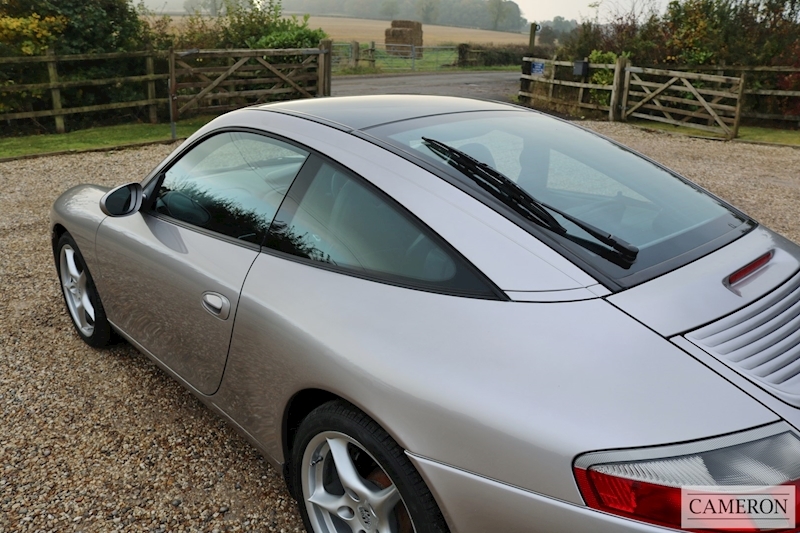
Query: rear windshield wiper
421,137,639,262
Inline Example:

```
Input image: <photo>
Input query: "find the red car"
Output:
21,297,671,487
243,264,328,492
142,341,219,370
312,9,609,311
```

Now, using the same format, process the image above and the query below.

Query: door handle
202,292,231,320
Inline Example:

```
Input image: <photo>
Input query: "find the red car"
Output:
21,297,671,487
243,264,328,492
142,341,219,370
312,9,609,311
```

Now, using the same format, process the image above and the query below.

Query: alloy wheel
301,431,415,533
59,244,96,337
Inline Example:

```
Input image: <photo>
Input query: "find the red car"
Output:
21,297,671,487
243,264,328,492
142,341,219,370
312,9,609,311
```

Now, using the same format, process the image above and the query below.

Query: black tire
292,400,450,533
55,232,112,348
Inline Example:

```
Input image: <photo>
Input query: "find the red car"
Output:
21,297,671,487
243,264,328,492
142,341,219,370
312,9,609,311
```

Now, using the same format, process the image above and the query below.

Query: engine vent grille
685,270,800,404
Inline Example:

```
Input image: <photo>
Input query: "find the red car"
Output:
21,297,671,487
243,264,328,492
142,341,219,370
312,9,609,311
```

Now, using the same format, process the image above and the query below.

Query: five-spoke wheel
293,401,449,533
55,232,111,347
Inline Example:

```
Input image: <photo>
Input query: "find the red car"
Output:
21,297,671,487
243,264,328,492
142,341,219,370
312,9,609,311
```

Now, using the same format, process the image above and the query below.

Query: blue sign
531,62,545,76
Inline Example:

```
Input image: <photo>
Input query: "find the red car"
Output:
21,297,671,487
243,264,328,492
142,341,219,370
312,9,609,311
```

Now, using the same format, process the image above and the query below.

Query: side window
265,157,496,297
154,132,309,244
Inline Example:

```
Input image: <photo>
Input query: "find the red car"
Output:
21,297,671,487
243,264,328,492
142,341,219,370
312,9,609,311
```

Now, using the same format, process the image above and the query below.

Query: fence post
350,41,360,69
168,47,177,140
732,72,747,140
318,39,332,97
46,47,65,134
146,47,157,124
369,41,376,69
577,57,588,108
620,63,632,121
520,57,531,106
411,45,416,71
609,56,627,121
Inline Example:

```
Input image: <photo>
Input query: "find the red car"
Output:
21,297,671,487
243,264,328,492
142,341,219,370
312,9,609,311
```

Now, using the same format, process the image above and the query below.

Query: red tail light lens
574,429,800,532
575,468,684,528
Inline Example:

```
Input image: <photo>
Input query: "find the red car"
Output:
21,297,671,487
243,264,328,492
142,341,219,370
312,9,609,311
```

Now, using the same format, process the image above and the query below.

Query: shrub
588,49,618,106
457,43,537,67
247,15,327,50
0,13,66,56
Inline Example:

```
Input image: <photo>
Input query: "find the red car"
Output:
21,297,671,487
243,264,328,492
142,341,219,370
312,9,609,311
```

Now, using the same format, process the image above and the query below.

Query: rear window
367,111,752,287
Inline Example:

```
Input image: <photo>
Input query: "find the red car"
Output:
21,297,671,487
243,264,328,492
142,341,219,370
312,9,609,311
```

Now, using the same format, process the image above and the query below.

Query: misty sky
517,0,669,23
516,0,590,22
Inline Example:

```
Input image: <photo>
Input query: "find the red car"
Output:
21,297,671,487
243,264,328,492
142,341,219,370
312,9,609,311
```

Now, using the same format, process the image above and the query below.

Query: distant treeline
281,0,528,32
531,16,578,45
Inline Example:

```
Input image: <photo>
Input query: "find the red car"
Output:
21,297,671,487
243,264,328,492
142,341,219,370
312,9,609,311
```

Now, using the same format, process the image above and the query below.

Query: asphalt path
331,70,521,102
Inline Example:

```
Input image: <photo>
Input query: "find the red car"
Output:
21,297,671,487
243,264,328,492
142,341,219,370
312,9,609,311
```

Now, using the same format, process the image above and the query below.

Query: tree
1,0,146,53
416,0,439,23
381,0,400,19
551,16,578,34
538,25,557,45
487,0,508,30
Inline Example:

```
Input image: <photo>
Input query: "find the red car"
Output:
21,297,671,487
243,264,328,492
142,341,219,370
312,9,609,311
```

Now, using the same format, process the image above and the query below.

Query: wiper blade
421,137,639,262
422,137,565,233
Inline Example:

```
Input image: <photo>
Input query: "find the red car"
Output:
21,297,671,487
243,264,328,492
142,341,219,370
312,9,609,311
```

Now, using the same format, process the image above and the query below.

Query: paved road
332,71,521,102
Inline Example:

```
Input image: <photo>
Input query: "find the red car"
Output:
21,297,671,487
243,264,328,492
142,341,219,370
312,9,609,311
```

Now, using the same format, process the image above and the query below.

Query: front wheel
55,232,112,347
292,401,449,533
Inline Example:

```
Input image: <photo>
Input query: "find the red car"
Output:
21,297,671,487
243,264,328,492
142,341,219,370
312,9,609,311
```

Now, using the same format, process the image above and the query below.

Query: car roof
256,95,518,131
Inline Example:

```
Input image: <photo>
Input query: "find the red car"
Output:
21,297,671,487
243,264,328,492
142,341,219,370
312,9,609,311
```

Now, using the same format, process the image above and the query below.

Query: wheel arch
51,223,68,254
282,388,341,463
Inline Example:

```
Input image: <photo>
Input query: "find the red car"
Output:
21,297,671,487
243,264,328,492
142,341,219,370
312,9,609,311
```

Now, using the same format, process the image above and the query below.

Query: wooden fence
0,41,332,134
520,58,619,115
622,66,745,138
520,57,800,139
169,42,332,120
0,49,169,133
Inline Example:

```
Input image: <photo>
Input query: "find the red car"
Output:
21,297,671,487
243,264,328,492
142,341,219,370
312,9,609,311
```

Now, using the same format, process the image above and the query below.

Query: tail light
574,424,800,532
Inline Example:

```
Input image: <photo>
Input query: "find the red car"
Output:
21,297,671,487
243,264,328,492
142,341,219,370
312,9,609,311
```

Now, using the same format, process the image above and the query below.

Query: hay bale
391,20,420,29
385,27,411,57
385,20,423,58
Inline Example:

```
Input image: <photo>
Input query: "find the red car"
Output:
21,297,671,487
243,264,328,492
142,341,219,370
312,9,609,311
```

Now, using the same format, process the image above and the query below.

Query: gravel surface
332,71,521,102
2,125,800,532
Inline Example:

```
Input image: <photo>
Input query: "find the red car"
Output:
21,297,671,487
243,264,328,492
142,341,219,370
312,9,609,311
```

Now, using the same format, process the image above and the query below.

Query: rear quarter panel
214,250,778,505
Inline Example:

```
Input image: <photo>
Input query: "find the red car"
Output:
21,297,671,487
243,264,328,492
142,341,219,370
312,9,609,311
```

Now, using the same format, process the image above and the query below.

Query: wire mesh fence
331,42,457,73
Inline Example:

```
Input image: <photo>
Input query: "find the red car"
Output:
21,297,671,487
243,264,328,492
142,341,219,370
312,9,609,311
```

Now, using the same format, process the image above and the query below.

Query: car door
213,154,501,451
95,131,310,395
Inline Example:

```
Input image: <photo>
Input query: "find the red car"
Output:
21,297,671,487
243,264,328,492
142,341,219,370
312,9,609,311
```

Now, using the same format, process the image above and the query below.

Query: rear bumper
408,453,676,533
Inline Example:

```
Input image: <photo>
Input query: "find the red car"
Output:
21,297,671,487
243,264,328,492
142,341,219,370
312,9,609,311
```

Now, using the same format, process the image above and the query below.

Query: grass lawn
630,120,800,146
3,113,797,161
0,116,214,159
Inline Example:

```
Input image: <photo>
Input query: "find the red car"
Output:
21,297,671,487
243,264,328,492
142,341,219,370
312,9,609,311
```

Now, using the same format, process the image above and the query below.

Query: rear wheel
292,401,449,533
55,232,111,347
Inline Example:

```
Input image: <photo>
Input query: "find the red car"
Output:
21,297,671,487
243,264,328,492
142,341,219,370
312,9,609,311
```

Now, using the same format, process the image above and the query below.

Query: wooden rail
0,48,167,133
519,56,624,119
520,58,799,139
0,42,332,134
168,41,331,120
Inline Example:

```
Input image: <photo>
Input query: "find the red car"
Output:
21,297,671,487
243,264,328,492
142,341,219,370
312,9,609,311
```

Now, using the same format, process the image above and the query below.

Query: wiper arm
421,137,639,262
422,137,565,234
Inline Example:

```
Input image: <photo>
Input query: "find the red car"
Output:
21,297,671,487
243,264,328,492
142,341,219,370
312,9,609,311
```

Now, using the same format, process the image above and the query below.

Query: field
162,14,529,46
304,16,529,45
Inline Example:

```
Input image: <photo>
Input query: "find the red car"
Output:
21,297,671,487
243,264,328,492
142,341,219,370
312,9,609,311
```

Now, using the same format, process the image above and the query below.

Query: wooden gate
622,66,746,139
169,43,331,119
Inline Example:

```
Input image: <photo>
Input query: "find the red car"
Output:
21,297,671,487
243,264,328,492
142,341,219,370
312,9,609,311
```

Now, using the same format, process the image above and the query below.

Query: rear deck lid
607,226,800,337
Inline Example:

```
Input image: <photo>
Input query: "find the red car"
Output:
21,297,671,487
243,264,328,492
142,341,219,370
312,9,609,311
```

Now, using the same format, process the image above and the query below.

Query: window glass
155,132,309,243
369,111,748,285
266,158,495,297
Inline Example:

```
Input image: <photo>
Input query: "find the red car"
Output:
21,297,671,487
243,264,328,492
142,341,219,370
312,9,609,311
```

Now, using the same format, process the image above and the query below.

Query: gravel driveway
2,123,800,532
332,71,521,102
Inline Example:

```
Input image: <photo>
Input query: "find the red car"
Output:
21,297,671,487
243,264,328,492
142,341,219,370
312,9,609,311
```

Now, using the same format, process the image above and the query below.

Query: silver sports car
51,95,800,533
